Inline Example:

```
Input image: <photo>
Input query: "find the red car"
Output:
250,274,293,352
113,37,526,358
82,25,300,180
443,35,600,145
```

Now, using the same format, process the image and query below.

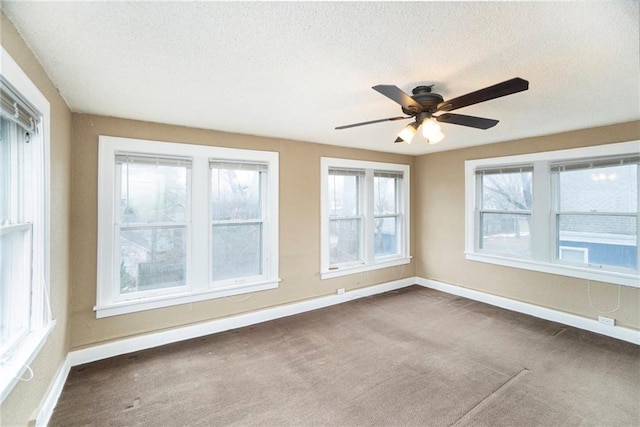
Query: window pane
119,227,187,293
482,171,532,211
0,227,31,351
120,161,187,223
328,175,360,216
558,164,637,213
211,169,261,221
329,218,361,265
480,213,531,256
1,112,38,359
374,177,397,215
558,214,637,270
374,217,398,257
212,224,262,281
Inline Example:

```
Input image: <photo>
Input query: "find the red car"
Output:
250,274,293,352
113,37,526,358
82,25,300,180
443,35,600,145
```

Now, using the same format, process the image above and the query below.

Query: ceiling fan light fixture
397,122,418,144
421,118,442,139
427,131,446,145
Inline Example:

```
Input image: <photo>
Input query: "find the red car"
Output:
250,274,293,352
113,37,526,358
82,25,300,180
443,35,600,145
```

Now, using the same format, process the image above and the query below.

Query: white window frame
96,136,279,318
321,157,410,279
465,140,640,288
0,47,54,403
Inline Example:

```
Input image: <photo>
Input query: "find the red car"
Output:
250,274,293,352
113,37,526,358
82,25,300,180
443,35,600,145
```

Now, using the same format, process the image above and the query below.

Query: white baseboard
416,277,640,345
35,356,70,427
68,277,415,367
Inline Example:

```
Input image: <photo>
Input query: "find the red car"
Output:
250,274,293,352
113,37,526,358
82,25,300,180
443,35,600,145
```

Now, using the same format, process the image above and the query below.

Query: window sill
465,252,639,288
321,256,411,280
94,279,280,318
0,320,56,404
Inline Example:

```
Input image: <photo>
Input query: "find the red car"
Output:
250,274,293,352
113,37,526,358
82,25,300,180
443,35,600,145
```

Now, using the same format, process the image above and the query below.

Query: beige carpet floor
50,286,640,426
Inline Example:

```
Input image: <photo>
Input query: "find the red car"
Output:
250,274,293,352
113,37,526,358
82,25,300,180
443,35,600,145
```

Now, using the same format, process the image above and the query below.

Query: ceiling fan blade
436,113,499,129
394,137,404,143
335,116,410,130
437,77,529,112
372,85,423,113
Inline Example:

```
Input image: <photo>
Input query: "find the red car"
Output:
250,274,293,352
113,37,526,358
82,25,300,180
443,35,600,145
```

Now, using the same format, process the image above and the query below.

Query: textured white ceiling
2,1,639,155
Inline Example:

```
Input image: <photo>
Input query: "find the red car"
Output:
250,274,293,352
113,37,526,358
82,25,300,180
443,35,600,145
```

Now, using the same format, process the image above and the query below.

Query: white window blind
374,170,404,179
329,168,365,177
209,160,268,172
0,76,40,133
476,165,534,175
551,155,640,172
116,153,192,168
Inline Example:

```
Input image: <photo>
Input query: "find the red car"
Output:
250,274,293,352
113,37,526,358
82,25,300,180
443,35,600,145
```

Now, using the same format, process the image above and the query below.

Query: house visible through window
97,136,279,318
321,158,410,279
553,157,638,271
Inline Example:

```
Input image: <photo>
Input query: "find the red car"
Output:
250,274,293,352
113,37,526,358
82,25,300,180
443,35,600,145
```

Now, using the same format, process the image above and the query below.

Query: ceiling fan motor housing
402,85,444,116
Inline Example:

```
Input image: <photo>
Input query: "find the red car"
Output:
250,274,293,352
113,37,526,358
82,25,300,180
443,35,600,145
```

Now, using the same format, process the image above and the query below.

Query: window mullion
474,174,483,251
190,157,208,291
363,169,374,264
532,160,550,262
550,165,560,264
636,163,639,273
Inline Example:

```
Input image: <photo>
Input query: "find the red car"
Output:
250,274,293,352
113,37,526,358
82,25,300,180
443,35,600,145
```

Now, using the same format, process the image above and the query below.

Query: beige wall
415,121,640,331
70,114,416,350
0,13,73,426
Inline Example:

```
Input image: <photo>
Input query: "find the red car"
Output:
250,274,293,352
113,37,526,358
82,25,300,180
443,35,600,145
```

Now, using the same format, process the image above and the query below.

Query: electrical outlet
598,316,615,326
336,288,346,295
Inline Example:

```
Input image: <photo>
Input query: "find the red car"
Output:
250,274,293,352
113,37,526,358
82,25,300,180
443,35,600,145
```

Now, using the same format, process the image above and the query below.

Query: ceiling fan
335,77,529,145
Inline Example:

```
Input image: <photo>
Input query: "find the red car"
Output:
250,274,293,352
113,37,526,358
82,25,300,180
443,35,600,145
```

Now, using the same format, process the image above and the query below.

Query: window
327,168,363,266
321,158,410,279
374,171,403,258
210,161,267,283
465,141,640,288
116,155,190,297
0,48,52,402
97,136,279,318
553,157,638,271
477,166,533,257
